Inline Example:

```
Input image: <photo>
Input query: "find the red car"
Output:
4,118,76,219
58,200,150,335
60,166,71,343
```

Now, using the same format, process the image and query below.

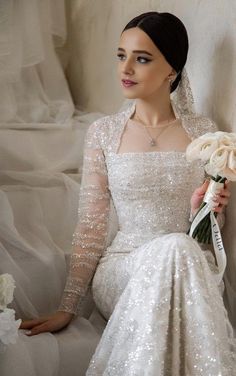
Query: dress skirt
88,233,236,376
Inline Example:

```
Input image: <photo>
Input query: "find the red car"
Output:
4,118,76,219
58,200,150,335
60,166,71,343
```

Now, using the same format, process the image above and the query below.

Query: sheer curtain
0,0,73,127
0,1,106,375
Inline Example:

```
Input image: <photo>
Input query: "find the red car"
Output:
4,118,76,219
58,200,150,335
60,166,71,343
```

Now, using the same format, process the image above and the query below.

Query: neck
134,86,175,126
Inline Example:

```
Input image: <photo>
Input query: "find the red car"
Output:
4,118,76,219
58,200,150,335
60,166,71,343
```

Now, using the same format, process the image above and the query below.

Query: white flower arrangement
187,131,236,184
186,131,236,285
0,274,21,353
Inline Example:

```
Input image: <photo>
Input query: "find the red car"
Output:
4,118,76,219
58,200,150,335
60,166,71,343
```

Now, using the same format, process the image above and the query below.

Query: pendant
150,139,156,147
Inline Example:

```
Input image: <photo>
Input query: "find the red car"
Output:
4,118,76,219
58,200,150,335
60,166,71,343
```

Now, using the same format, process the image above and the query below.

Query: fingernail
25,330,31,335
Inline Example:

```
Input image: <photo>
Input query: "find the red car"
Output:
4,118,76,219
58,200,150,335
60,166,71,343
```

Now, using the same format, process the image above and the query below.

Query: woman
21,12,235,375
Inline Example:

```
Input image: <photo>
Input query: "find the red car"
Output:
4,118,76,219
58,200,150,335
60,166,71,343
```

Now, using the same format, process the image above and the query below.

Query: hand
211,180,231,214
20,311,74,336
190,179,231,216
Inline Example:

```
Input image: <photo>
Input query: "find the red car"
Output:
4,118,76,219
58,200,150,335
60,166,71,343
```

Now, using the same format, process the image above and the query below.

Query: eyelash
116,54,151,64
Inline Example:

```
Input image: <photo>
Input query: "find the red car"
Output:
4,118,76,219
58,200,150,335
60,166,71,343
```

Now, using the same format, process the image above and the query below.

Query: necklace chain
134,113,178,128
133,113,178,147
144,122,175,147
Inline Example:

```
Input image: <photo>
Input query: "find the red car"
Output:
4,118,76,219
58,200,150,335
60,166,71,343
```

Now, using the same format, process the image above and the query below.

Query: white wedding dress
59,100,236,375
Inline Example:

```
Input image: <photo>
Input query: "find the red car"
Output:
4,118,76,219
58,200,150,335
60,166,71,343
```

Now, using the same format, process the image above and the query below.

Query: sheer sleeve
58,121,111,315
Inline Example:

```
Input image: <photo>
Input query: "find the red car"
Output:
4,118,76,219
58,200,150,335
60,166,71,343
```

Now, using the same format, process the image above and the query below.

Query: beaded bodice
106,151,203,236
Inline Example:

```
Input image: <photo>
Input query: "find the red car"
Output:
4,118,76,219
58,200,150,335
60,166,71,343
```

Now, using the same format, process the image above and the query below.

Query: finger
219,189,231,198
195,180,210,195
213,195,229,206
25,322,51,336
218,197,229,206
213,205,224,214
213,200,227,212
20,318,48,329
194,180,209,199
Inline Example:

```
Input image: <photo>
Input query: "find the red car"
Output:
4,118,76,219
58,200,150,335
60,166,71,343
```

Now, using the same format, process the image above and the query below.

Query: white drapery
0,1,107,374
0,0,73,126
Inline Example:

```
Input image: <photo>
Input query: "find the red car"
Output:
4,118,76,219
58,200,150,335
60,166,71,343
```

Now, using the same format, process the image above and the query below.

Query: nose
122,58,134,75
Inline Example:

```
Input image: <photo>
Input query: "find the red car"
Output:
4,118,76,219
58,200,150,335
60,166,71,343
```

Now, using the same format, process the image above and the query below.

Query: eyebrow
117,47,153,56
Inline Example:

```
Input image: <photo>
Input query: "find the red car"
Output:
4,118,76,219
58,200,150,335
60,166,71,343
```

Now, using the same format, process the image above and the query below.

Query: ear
168,69,177,79
167,69,177,85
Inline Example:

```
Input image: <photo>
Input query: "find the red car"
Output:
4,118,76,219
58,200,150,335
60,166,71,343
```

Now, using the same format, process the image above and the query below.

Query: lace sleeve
58,121,111,315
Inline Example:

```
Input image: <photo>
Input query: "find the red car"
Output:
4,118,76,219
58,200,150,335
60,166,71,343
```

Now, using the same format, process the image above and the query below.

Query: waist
103,230,168,257
100,230,214,267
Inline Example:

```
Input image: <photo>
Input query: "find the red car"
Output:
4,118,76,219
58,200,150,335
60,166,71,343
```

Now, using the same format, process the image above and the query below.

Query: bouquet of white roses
186,131,236,284
0,274,21,353
186,131,236,241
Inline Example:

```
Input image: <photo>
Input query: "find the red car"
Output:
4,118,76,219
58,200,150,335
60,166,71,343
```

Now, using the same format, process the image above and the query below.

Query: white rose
204,162,217,177
219,133,236,148
205,146,231,177
213,131,229,139
228,149,236,170
0,274,15,310
219,149,236,181
0,308,21,345
186,134,219,162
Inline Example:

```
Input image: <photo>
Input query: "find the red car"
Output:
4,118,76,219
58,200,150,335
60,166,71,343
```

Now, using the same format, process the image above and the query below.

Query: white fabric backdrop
0,0,73,126
0,1,108,375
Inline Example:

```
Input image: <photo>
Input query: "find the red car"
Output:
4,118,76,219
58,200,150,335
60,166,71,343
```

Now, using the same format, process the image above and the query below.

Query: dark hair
123,12,189,93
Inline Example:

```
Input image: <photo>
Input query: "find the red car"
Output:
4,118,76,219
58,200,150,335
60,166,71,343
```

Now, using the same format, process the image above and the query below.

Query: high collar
123,99,181,124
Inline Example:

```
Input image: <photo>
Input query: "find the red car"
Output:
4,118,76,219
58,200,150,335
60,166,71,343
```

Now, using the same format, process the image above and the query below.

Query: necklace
134,113,178,129
142,122,175,147
133,113,178,147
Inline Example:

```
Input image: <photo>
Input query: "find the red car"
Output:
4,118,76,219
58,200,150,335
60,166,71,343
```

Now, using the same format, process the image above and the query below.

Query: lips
121,79,138,88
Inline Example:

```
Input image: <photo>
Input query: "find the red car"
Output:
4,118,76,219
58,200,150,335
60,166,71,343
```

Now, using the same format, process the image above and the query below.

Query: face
117,27,176,100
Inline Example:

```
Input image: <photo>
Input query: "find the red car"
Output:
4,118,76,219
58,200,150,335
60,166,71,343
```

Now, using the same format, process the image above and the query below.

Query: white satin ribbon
189,180,226,285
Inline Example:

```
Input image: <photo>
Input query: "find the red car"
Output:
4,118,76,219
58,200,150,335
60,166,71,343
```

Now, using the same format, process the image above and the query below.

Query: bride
21,12,235,375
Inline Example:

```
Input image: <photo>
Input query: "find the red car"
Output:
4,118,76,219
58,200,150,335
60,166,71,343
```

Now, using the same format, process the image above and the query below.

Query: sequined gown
59,102,236,375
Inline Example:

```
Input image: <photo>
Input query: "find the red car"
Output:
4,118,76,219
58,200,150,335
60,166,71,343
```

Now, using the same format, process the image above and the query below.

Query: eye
117,53,126,61
137,56,151,64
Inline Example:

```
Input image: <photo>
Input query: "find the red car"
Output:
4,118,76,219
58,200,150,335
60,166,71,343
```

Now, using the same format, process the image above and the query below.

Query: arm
58,121,111,315
20,121,111,335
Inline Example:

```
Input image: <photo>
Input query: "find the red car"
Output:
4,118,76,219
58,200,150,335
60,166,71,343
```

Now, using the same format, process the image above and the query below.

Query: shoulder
84,114,115,148
86,110,128,148
88,112,121,132
183,114,218,140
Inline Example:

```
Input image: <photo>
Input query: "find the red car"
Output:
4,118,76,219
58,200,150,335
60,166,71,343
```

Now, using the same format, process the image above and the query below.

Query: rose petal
186,137,219,162
228,150,236,170
209,146,230,172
